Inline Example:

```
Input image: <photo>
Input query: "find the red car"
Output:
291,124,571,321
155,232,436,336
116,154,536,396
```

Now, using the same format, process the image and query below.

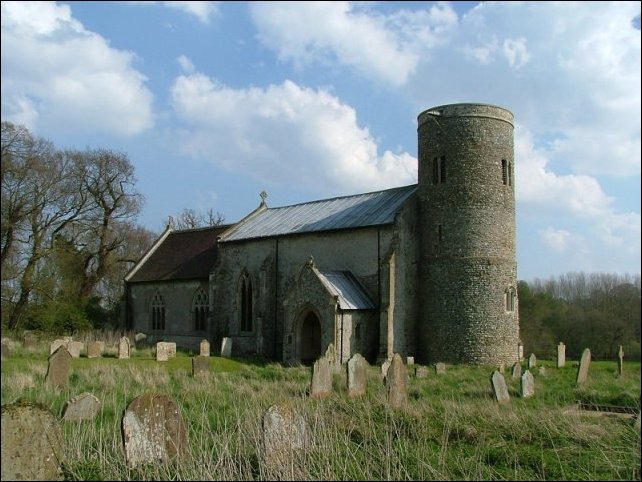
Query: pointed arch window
433,156,446,184
505,287,516,312
239,274,253,332
192,288,209,332
150,291,166,331
502,159,513,187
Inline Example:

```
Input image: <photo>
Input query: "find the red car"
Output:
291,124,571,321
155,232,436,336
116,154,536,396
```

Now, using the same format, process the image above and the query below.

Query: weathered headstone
156,342,175,362
87,341,104,358
1,401,64,481
576,348,591,386
406,356,415,365
122,393,188,468
386,353,408,408
221,337,232,358
22,332,38,349
67,341,83,358
491,371,510,404
512,362,522,379
45,346,72,388
380,358,392,382
435,362,446,375
617,345,624,376
1,339,10,359
347,353,367,397
310,356,333,399
262,403,308,469
62,393,101,422
528,353,536,369
520,370,535,399
557,342,566,368
50,339,68,355
134,332,147,344
192,356,209,377
118,336,130,359
200,339,210,357
325,343,340,373
415,365,429,378
518,341,524,360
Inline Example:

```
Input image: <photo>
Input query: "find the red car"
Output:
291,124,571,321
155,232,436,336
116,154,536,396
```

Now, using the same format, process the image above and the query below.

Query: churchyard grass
1,339,640,481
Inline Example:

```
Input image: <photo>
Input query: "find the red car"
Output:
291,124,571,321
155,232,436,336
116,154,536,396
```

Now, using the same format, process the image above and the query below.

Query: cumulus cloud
126,1,220,24
170,72,417,194
539,227,572,253
1,1,153,136
250,1,457,86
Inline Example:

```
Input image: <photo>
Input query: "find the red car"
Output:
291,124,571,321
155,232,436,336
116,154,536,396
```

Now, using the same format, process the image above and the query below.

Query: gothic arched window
150,291,166,331
239,274,253,332
192,288,209,332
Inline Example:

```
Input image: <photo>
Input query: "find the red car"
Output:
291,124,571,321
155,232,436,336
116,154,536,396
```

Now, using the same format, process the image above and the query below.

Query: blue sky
1,1,640,282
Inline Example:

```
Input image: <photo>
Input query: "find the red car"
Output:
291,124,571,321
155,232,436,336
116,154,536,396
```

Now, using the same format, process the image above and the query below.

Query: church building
124,103,520,366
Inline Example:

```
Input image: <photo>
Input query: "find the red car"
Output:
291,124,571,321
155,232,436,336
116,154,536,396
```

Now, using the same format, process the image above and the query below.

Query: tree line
518,272,641,361
1,122,223,333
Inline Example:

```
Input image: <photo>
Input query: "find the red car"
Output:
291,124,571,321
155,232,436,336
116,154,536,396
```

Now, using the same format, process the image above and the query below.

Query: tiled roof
127,225,230,283
220,184,417,242
317,270,376,310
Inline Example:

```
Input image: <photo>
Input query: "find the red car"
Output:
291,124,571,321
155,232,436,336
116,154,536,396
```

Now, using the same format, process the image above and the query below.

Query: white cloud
539,227,572,252
502,37,530,69
177,55,195,74
1,1,153,136
125,1,220,24
250,1,457,86
170,73,417,193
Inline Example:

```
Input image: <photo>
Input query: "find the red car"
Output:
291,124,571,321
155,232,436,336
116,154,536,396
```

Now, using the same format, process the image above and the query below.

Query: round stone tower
417,103,519,365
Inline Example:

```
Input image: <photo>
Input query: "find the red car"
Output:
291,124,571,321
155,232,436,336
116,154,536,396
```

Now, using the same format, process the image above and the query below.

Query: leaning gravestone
192,356,209,378
118,336,130,359
122,393,188,468
310,356,333,399
200,339,210,357
221,337,232,358
1,401,64,481
87,341,104,358
576,348,591,386
62,393,101,422
380,358,392,382
386,354,408,408
50,339,68,355
617,345,624,376
512,362,522,379
262,403,308,469
45,346,72,388
528,353,537,369
435,362,446,375
347,353,367,397
557,342,566,368
521,370,535,399
491,371,510,404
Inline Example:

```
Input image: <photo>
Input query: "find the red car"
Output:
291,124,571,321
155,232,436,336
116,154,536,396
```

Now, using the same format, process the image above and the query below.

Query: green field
1,339,640,481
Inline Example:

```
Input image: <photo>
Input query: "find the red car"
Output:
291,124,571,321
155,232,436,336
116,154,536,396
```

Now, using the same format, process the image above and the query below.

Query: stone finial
259,190,268,207
166,215,174,230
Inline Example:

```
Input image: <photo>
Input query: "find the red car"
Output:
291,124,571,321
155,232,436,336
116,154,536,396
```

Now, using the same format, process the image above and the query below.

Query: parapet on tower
417,103,519,365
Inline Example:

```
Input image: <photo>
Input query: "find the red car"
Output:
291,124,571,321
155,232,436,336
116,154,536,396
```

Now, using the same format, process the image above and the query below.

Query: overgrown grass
1,339,640,481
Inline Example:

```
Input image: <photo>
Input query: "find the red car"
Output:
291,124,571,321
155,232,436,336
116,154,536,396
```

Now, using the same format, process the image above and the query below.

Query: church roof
219,184,417,242
126,225,230,283
317,270,376,310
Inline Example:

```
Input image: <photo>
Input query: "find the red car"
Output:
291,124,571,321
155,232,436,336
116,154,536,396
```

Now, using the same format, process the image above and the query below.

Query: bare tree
173,207,225,230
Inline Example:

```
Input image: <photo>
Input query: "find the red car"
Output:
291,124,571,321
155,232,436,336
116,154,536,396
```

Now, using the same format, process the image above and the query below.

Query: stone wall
417,103,519,365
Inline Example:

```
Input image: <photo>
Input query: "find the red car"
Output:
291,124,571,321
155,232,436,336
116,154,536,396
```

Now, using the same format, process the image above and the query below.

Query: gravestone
576,348,591,386
50,339,68,355
156,342,175,362
557,342,566,368
1,340,10,359
134,332,147,345
67,341,83,358
325,343,340,373
528,353,536,369
200,339,210,357
122,392,188,468
87,341,104,358
262,403,308,468
310,356,333,399
415,365,429,378
192,356,209,377
518,341,524,360
406,356,415,365
617,345,624,376
221,337,232,358
538,366,546,376
635,412,641,432
521,370,535,398
23,332,38,349
45,346,72,388
380,358,392,382
386,354,408,408
498,362,505,374
62,393,101,422
512,362,522,379
347,353,367,397
435,362,446,375
491,371,510,404
1,401,64,481
118,336,130,359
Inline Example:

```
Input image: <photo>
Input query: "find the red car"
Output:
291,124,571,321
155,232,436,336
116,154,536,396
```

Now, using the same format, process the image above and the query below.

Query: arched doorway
298,311,322,365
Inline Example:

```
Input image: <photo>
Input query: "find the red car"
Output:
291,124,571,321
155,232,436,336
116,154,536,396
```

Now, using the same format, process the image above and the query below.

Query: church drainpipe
274,238,279,359
340,311,344,364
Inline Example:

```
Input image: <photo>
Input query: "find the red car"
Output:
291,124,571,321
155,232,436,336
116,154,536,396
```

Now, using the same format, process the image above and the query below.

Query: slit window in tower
432,157,439,184
440,156,446,183
502,159,508,185
508,161,513,187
